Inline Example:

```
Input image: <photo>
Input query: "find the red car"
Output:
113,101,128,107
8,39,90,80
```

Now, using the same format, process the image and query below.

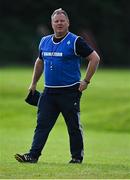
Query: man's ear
67,20,70,27
51,21,54,29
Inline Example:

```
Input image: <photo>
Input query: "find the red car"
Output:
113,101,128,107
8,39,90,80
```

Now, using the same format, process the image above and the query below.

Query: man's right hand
28,84,37,94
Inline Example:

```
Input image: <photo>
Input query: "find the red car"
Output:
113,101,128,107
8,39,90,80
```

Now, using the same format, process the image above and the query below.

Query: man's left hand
78,80,89,92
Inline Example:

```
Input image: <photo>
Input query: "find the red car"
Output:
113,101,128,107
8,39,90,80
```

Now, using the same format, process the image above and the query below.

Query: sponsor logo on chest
43,52,63,57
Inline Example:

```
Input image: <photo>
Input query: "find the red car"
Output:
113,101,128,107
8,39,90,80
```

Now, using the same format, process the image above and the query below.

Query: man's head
51,8,70,38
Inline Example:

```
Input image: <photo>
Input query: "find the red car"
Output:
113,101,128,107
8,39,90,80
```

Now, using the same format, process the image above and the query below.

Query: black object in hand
25,90,41,106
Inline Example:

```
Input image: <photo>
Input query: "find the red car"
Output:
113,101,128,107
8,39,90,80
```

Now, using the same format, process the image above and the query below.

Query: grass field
0,67,130,179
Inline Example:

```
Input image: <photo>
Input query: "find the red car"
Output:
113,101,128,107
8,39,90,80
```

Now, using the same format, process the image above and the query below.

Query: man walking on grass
15,8,100,164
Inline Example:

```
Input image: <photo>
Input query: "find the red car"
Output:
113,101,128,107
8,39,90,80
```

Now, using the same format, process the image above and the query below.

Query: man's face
51,13,69,36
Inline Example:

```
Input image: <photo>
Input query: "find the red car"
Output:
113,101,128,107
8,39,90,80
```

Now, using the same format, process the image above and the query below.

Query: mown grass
81,68,130,132
0,67,130,179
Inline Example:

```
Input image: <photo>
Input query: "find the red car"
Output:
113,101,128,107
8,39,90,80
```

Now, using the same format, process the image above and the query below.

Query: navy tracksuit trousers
29,85,84,160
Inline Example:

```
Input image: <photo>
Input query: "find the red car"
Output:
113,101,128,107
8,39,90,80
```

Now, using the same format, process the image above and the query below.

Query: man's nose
57,21,62,25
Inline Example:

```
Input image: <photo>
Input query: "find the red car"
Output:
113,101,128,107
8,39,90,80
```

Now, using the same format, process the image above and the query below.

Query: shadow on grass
37,161,129,170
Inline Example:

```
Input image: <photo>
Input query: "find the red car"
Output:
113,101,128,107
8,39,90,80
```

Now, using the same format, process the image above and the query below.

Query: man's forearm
31,58,43,86
84,51,100,83
79,51,100,92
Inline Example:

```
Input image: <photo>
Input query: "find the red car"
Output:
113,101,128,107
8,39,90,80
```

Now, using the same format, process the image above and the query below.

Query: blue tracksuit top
39,32,81,87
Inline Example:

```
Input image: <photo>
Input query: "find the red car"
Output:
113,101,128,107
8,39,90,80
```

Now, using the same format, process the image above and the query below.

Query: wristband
83,79,90,84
